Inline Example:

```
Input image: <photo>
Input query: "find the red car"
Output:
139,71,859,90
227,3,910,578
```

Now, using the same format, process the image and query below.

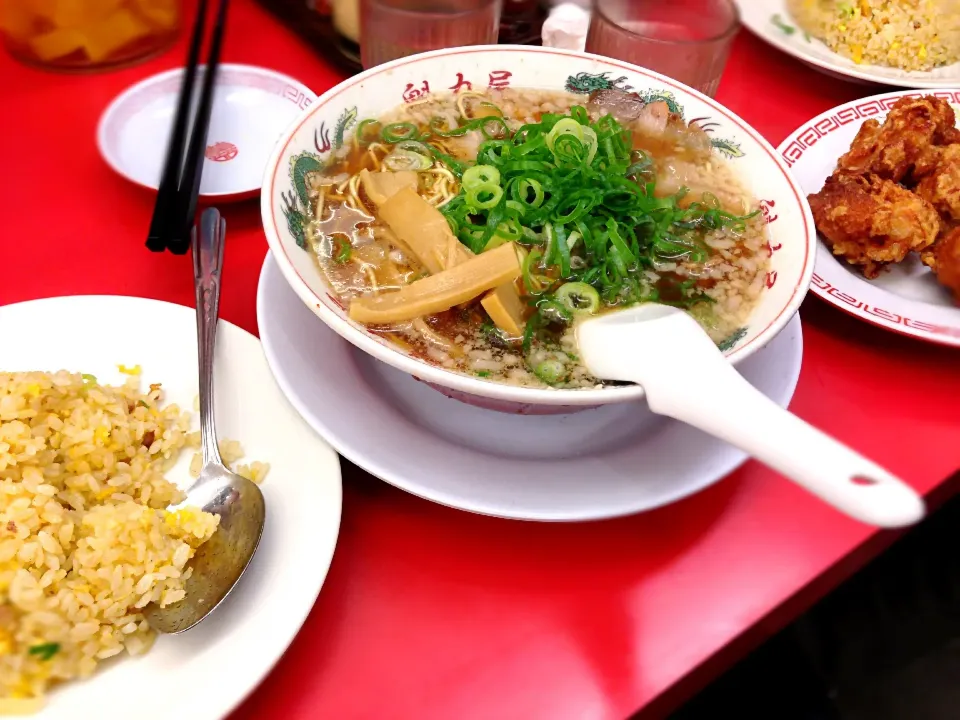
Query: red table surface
3,4,960,718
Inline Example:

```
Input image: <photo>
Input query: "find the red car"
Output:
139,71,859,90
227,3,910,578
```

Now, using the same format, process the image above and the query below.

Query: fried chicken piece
942,126,960,145
921,225,960,302
920,218,954,268
837,119,883,172
808,173,941,278
836,96,958,183
914,144,960,220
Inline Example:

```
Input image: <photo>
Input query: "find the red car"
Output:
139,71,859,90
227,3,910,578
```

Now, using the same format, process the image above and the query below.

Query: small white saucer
97,64,316,202
257,253,804,522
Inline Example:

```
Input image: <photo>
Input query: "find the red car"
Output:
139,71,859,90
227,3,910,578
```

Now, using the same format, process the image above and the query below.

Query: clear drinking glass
1,0,181,72
332,0,362,66
584,0,739,98
360,0,501,69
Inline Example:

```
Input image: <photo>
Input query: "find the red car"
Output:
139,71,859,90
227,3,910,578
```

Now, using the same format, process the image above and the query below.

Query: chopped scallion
29,642,60,661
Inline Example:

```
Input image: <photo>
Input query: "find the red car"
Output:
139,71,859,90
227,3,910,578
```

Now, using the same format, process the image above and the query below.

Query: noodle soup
299,87,771,389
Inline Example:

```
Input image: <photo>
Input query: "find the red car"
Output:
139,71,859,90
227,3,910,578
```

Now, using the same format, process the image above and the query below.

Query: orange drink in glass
1,0,182,71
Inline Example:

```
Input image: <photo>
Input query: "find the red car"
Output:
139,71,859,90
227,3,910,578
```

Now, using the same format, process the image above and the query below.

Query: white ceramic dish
257,253,803,521
98,64,316,201
260,45,815,412
779,89,960,347
0,295,342,719
736,0,960,88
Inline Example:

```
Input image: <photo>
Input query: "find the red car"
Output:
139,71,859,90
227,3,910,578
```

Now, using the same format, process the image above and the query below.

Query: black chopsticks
146,0,230,255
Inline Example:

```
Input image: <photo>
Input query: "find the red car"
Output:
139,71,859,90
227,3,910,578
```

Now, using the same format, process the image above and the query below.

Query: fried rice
0,370,265,713
787,0,960,71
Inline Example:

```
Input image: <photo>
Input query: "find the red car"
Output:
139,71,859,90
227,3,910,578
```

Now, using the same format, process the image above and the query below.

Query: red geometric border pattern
811,273,960,337
780,91,960,167
106,69,313,134
220,69,313,110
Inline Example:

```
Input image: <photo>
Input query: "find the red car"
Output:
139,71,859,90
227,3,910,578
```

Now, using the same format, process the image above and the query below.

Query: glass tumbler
360,0,501,69
584,0,739,98
331,0,362,66
1,0,181,72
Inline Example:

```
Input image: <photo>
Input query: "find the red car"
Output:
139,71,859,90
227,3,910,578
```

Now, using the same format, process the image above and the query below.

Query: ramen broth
304,88,770,389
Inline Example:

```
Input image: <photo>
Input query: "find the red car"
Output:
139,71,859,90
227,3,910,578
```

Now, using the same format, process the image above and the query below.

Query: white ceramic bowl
261,45,815,413
99,64,316,201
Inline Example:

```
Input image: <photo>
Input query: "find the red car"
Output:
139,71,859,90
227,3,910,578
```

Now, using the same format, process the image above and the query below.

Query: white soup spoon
576,304,925,528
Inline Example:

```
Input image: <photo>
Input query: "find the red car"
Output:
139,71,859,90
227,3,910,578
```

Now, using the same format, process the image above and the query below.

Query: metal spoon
576,303,925,528
143,208,267,634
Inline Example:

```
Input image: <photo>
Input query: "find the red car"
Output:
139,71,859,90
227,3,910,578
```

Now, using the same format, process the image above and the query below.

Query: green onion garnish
334,237,351,263
771,14,796,34
462,164,501,188
383,148,432,172
29,642,60,661
425,143,466,178
533,359,566,385
356,119,381,146
381,122,419,143
478,116,509,139
419,101,759,374
465,183,503,210
555,281,601,314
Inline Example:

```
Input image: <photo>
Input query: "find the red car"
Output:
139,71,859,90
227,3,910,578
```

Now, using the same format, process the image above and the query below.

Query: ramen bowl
261,45,815,414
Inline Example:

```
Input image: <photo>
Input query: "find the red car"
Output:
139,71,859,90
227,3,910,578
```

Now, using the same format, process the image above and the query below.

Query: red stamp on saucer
205,142,238,162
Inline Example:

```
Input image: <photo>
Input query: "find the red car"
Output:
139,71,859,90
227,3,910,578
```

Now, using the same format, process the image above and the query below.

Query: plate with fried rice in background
736,0,960,88
0,295,342,718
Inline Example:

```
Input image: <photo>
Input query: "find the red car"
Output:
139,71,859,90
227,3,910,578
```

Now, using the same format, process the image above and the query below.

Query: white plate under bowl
257,253,803,521
736,0,960,88
0,296,342,719
779,89,960,347
98,64,316,201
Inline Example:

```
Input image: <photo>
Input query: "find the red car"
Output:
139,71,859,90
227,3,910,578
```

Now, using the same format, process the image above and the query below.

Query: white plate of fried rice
0,295,342,718
736,0,960,88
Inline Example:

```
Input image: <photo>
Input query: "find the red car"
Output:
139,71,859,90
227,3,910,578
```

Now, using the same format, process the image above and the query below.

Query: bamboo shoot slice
360,169,419,207
377,186,468,275
481,283,527,339
350,243,522,325
374,185,529,336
